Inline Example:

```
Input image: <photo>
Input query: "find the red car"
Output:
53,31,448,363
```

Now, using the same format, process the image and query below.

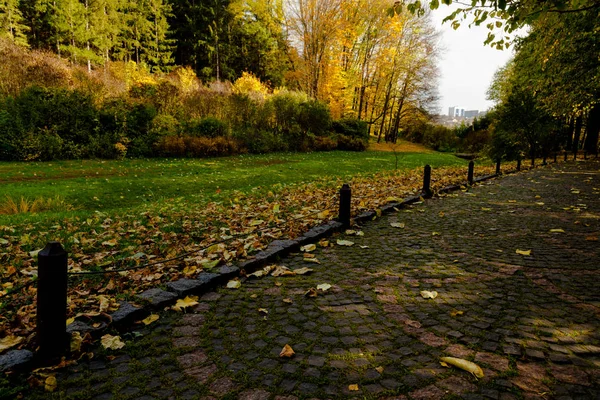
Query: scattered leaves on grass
336,239,354,246
516,249,531,256
279,344,295,358
101,334,125,350
172,296,199,311
440,357,484,378
420,290,438,299
141,314,159,326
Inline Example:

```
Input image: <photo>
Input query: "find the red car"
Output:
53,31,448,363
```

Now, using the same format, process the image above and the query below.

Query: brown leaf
279,344,295,358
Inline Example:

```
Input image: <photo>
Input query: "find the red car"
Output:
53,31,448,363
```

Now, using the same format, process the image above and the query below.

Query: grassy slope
0,150,467,224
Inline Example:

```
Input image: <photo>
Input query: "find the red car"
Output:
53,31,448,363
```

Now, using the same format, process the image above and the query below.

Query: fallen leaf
70,332,83,353
300,244,316,252
571,190,580,194
515,249,531,256
101,334,125,350
279,344,295,358
0,238,8,245
172,296,199,311
440,357,484,378
249,219,264,226
432,232,440,236
0,335,24,352
420,290,438,299
481,207,492,211
549,229,565,233
390,222,405,228
375,366,384,374
199,260,219,270
348,384,359,391
275,281,282,287
359,245,369,249
450,310,464,317
404,320,422,328
304,288,318,297
227,280,241,289
317,283,332,291
282,298,293,304
141,314,159,326
304,258,321,264
102,239,118,247
345,230,356,235
336,239,354,246
535,202,545,206
440,361,449,367
271,265,295,277
258,308,268,314
586,236,598,241
294,267,313,275
44,375,57,392
508,200,516,203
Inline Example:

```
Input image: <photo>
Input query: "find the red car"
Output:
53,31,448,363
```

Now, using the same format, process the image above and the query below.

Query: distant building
464,110,479,118
448,107,455,117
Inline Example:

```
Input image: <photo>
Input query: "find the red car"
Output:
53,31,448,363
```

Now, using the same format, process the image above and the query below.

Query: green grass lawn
0,150,468,224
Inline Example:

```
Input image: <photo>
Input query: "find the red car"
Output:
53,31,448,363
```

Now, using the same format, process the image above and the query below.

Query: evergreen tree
0,0,30,47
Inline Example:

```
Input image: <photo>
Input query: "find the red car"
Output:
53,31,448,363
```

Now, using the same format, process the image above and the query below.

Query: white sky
430,5,515,114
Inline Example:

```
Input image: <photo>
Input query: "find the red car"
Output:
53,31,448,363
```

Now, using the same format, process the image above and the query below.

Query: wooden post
339,184,351,228
467,161,474,185
423,165,432,198
517,159,521,171
495,159,501,175
37,242,69,358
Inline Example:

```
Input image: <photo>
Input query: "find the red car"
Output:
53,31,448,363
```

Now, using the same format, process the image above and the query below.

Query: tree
0,0,30,47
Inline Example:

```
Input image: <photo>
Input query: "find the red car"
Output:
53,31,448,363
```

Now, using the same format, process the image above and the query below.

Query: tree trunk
572,115,583,152
584,104,600,154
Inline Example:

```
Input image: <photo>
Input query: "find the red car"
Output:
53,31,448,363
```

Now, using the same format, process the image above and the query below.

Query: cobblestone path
40,160,600,399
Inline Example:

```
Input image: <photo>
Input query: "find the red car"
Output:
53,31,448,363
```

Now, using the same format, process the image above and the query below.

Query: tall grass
0,196,76,215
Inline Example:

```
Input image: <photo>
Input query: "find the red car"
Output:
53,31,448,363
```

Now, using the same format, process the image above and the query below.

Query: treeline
0,0,440,150
486,6,600,162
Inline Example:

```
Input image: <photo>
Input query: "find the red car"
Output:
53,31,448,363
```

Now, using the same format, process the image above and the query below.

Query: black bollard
467,161,474,185
339,184,351,228
495,159,501,175
517,159,521,171
574,150,578,161
37,242,69,358
564,151,568,161
423,165,432,198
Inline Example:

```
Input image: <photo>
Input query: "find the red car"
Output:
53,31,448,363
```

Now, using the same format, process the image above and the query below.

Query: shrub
332,118,368,139
233,129,288,154
155,135,186,157
184,117,228,138
298,100,331,136
314,135,338,151
184,136,240,157
337,135,367,151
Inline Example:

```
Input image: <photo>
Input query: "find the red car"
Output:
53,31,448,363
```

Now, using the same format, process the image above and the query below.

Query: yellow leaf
481,207,491,211
508,200,516,203
45,375,57,392
272,203,280,213
172,296,199,311
450,310,464,317
226,280,241,289
345,229,356,235
141,314,159,325
390,222,405,228
249,219,264,226
432,232,440,236
440,361,449,367
70,332,83,353
440,357,484,378
317,283,332,291
283,298,293,304
420,290,438,299
336,239,354,246
304,258,321,264
571,190,580,194
586,236,598,241
258,308,268,314
271,265,295,277
0,335,24,352
300,244,316,252
516,249,531,256
439,211,445,217
549,229,565,233
98,295,110,313
294,267,313,275
536,202,545,206
348,384,359,391
317,210,330,219
102,239,118,247
279,344,295,358
66,317,75,326
101,334,125,350
375,366,384,374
